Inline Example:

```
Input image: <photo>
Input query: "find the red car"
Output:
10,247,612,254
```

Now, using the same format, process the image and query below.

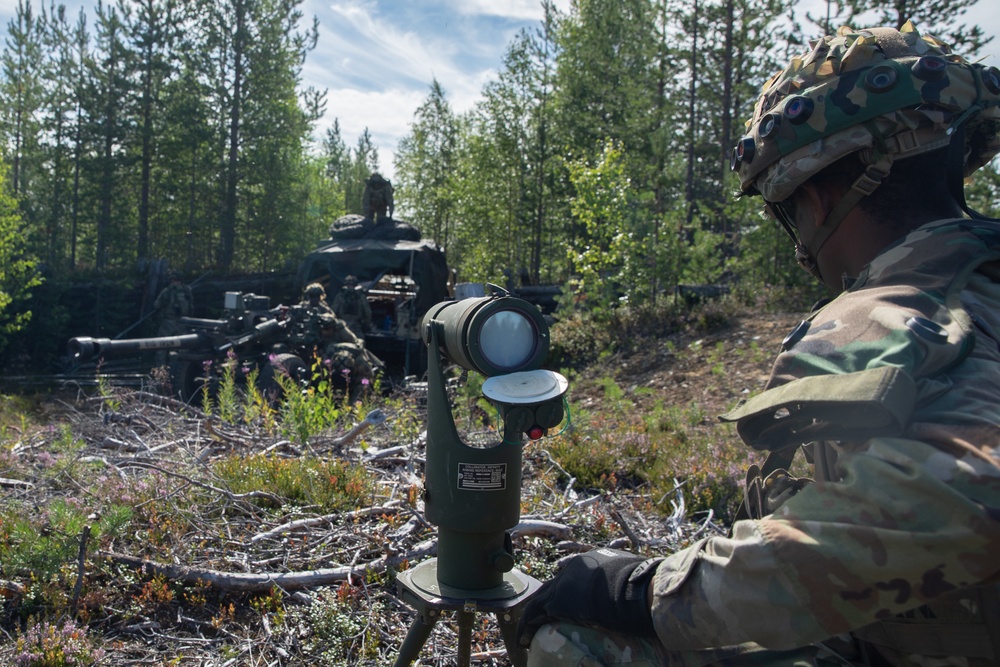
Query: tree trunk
685,0,699,226
220,0,246,270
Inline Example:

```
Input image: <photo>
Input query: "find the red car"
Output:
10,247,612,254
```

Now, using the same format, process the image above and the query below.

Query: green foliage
293,584,386,665
967,160,1000,218
0,497,103,580
274,357,347,445
566,139,642,313
213,454,371,511
544,383,747,518
394,79,458,244
0,163,41,352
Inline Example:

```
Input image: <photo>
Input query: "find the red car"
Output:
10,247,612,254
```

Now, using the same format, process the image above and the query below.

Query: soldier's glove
516,548,661,647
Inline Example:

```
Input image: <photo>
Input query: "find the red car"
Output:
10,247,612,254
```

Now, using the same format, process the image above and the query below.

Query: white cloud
445,0,572,21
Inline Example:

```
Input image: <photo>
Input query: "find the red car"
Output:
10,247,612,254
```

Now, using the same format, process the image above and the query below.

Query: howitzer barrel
219,318,285,351
68,333,210,362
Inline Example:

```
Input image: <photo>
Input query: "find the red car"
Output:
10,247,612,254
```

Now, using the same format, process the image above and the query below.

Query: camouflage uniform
317,313,384,391
362,172,394,222
154,279,193,337
528,22,1000,667
300,283,333,316
332,280,372,338
528,222,1000,667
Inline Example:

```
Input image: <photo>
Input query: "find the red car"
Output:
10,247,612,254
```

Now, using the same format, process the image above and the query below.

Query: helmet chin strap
794,155,894,285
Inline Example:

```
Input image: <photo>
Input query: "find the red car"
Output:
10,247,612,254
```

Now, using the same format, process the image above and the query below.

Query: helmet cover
733,21,1000,202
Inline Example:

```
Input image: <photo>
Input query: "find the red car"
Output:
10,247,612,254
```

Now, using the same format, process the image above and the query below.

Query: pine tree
394,80,457,247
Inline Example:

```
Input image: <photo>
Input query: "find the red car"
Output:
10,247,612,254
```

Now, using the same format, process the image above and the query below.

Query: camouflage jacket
649,219,1000,660
332,288,372,323
154,283,193,319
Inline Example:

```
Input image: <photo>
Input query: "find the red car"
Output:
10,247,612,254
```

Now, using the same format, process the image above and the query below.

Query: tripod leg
456,609,475,667
496,610,528,667
393,611,439,667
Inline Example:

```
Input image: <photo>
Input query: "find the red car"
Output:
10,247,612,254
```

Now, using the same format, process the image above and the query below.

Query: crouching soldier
317,314,384,397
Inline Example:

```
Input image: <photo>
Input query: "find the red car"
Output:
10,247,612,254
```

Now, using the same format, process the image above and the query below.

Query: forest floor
0,302,803,666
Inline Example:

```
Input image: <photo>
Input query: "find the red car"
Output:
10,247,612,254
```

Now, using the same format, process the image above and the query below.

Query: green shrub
213,454,372,511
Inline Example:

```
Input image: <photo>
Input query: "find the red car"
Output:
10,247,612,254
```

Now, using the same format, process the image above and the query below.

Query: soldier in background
300,282,332,314
154,273,193,336
153,273,193,365
361,172,394,223
518,23,1000,666
317,313,384,396
332,275,372,338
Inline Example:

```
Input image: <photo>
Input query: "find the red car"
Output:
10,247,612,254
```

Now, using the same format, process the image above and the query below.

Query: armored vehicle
296,214,451,379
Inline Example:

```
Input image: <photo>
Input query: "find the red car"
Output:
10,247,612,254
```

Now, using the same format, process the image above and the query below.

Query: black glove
517,548,661,647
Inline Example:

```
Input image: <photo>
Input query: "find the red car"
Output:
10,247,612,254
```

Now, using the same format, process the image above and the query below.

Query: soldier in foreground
518,23,1000,666
332,275,372,338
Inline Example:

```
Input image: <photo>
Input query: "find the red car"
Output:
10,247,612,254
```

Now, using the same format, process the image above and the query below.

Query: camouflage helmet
317,313,338,329
304,282,326,298
344,275,359,287
733,21,1000,203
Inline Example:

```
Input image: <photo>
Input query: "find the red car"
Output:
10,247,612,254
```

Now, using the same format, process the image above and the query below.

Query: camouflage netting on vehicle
297,237,450,318
328,214,421,242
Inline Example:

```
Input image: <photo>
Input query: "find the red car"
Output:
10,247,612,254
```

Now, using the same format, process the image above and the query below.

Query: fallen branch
71,524,92,616
311,409,387,453
100,540,436,593
250,503,404,543
510,519,572,541
609,507,644,550
0,477,34,489
113,460,283,507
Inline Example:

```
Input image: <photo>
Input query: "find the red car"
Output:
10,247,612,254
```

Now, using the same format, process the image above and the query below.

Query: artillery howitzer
68,292,324,400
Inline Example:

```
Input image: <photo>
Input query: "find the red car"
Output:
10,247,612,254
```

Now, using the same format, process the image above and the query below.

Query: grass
541,385,748,518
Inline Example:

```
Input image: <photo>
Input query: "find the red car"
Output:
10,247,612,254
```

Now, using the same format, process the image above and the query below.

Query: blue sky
0,0,998,180
304,0,1000,179
301,0,572,178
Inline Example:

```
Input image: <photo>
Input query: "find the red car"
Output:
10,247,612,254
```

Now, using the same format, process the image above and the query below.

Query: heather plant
13,618,105,667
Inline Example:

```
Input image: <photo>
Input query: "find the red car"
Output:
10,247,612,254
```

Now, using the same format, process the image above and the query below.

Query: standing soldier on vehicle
518,23,1000,666
332,275,372,338
362,172,394,222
